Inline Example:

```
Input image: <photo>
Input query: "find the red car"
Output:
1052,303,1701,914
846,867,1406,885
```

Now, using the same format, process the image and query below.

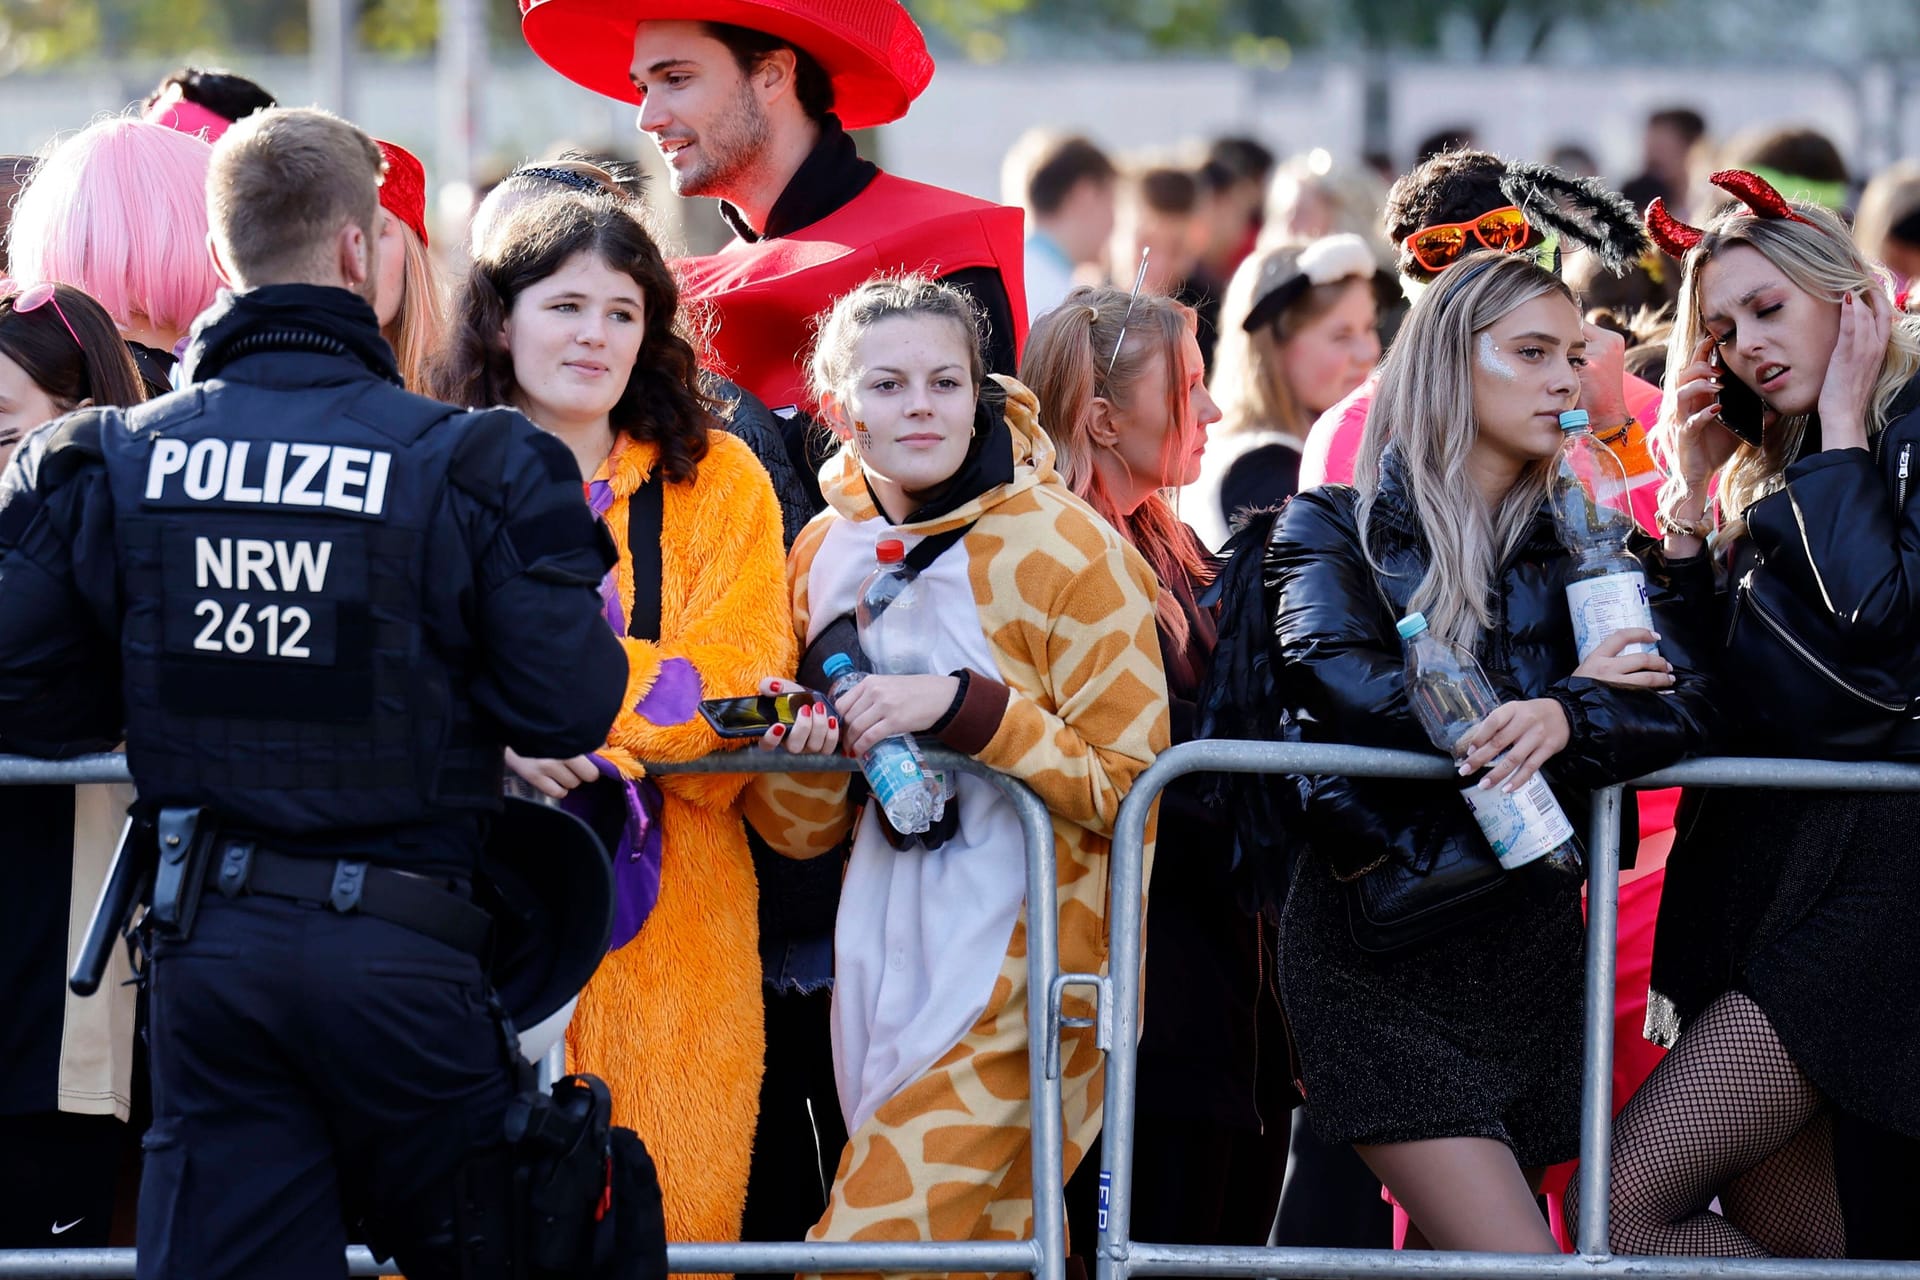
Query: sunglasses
1402,205,1532,273
8,283,84,351
1106,247,1152,381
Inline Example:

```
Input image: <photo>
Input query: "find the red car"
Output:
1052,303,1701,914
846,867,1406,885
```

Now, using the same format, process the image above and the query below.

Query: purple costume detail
577,469,700,952
636,658,703,725
561,755,663,953
587,478,627,635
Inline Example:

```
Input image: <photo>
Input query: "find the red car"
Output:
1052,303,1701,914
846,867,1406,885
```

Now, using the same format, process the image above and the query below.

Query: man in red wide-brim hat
521,0,1027,504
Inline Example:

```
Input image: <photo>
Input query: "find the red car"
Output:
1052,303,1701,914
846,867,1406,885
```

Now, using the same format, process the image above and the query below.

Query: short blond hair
208,106,383,286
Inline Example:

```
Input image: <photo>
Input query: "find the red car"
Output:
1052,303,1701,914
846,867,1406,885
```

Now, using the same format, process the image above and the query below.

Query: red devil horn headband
1645,169,1817,260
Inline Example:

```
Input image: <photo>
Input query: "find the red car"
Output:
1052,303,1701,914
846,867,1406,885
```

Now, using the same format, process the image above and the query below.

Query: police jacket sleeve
0,414,127,755
1741,407,1920,656
1542,536,1719,789
460,415,624,758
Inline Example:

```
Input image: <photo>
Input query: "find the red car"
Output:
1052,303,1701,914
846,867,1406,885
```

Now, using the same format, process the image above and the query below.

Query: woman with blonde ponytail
1577,176,1920,1261
1025,287,1295,1252
1266,250,1714,1254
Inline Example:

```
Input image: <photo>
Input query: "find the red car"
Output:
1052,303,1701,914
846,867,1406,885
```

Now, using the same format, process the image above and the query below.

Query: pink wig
6,118,222,337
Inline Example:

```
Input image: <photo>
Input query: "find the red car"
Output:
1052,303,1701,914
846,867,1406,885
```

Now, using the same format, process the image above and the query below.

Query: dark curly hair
1384,149,1512,281
431,190,715,484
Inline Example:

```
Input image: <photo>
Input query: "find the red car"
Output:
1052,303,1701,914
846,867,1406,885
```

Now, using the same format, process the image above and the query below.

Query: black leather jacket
1719,377,1920,758
1265,449,1717,881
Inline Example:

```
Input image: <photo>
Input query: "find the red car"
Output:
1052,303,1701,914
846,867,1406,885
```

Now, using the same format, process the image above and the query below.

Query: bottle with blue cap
822,651,942,836
1396,611,1583,874
1551,408,1657,662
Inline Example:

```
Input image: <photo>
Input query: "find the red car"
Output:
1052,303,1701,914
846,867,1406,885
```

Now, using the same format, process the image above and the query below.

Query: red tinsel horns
1646,197,1703,258
1645,169,1818,259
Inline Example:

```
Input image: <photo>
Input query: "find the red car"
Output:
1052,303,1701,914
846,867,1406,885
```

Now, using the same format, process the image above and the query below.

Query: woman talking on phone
1574,173,1920,1260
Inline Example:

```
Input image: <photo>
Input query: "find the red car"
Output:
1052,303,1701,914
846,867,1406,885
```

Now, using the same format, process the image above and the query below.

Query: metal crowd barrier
1099,740,1920,1280
0,749,1070,1280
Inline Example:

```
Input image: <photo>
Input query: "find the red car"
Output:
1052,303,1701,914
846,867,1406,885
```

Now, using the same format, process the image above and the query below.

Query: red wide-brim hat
520,0,934,131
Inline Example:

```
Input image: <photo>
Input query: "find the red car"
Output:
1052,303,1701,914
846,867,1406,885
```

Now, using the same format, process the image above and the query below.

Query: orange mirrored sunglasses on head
1402,205,1532,272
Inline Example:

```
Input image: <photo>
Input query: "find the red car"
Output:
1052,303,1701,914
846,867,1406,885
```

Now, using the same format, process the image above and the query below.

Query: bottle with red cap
856,539,926,675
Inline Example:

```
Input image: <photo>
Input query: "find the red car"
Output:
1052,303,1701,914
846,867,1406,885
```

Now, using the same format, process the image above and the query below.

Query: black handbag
1341,817,1512,955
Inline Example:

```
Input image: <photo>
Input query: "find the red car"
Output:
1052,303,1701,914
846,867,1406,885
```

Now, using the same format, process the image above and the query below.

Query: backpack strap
624,470,665,642
901,520,977,574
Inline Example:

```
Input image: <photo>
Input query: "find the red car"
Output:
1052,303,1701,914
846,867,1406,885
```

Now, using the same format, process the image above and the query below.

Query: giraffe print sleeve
742,512,857,858
969,538,1171,835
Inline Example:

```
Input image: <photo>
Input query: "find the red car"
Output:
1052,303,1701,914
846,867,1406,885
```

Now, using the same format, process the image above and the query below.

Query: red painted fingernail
828,718,838,730
771,724,785,737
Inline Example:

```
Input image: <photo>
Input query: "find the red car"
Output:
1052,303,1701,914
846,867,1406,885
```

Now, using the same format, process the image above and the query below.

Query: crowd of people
0,0,1917,1276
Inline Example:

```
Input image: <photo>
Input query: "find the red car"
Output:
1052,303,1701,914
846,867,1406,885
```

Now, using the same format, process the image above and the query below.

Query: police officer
0,107,628,1279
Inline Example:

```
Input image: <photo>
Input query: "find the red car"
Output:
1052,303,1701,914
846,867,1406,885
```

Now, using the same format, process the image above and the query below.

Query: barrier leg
986,769,1070,1280
1575,785,1623,1257
1097,758,1168,1280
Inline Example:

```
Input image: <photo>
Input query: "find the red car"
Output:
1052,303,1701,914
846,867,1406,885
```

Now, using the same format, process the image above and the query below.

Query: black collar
183,284,401,386
719,114,880,243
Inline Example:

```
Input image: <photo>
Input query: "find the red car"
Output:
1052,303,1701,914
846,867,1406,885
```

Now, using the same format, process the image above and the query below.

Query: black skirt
1648,788,1920,1138
1278,852,1586,1168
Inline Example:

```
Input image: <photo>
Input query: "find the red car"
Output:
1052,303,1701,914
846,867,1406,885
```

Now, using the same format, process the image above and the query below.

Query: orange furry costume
564,429,796,1255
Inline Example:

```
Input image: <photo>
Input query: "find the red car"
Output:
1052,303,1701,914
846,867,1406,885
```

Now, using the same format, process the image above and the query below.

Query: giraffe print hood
816,374,1061,536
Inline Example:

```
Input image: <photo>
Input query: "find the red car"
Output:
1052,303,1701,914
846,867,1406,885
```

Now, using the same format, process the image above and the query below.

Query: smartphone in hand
698,692,822,739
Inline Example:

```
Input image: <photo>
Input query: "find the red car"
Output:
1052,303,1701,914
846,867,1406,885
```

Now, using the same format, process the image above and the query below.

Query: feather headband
1498,161,1651,276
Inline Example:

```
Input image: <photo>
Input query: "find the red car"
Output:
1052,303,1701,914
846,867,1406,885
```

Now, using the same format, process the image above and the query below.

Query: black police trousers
136,892,517,1280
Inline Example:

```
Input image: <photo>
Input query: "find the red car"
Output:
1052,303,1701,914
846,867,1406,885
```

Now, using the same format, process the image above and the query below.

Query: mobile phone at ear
698,692,822,739
1711,348,1768,447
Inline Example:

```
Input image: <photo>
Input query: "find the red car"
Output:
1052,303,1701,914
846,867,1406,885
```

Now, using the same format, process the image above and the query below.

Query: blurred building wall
0,54,1911,231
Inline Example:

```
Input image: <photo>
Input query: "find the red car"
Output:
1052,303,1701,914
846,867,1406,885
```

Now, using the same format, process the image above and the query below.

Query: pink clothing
1298,374,1376,492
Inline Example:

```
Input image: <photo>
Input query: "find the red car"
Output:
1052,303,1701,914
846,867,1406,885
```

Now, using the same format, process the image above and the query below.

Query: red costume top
676,171,1028,413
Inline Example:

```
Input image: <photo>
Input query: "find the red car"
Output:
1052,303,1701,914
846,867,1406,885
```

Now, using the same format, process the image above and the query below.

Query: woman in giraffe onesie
744,273,1170,1269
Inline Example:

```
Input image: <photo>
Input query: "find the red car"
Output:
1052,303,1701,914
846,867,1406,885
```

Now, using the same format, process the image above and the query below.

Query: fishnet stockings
1566,990,1845,1258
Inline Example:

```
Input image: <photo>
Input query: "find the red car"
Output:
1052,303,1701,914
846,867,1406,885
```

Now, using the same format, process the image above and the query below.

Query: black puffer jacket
1719,377,1920,758
1265,448,1717,881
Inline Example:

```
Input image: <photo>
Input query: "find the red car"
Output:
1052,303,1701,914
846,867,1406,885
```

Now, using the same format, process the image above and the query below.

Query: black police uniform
0,284,629,1279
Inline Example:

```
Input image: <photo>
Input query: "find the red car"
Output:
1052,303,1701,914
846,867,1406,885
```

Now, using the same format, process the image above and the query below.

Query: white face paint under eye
1477,332,1519,382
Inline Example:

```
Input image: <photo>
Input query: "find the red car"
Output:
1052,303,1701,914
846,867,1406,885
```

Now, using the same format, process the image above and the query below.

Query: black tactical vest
101,377,500,837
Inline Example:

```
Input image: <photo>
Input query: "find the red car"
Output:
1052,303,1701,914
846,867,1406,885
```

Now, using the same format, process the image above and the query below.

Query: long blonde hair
1660,201,1920,542
384,220,447,391
1357,250,1573,649
1022,285,1213,648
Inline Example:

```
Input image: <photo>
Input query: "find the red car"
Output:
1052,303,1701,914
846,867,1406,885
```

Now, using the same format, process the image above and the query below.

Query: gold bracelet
1657,507,1712,539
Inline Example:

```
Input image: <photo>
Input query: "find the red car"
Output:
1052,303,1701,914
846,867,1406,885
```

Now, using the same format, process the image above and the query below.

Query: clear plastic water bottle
856,539,954,815
822,651,942,836
1550,408,1657,663
856,540,931,676
1397,612,1583,874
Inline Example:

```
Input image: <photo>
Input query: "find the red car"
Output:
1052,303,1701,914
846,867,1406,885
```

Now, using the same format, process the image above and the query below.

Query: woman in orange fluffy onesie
432,189,794,1249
